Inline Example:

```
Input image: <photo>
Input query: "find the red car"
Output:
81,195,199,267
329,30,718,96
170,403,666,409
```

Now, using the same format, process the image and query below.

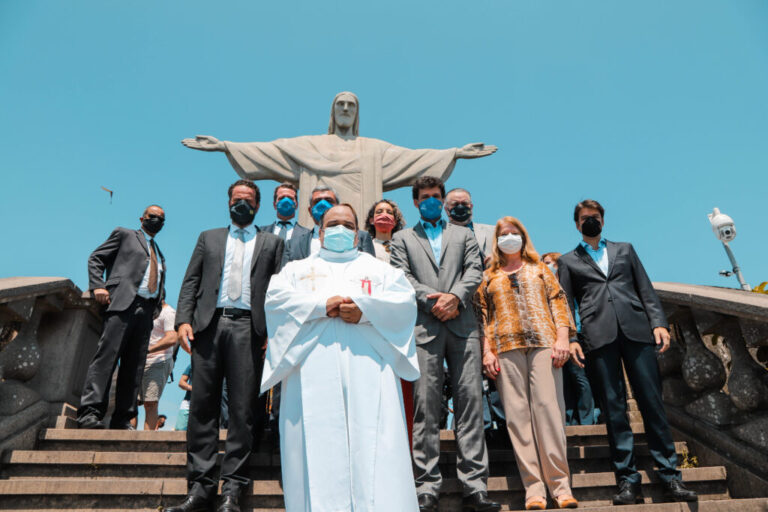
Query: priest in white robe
261,203,420,512
181,91,498,227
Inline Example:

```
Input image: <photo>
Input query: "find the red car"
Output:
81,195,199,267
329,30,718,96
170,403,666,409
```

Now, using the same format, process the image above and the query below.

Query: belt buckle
221,307,235,318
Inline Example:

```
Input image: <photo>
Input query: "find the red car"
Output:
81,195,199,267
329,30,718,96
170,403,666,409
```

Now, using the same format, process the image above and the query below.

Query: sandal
554,494,579,508
525,497,547,510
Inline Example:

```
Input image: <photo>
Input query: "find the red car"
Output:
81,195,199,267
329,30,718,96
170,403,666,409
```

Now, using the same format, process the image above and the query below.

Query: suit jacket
471,222,495,261
87,227,166,314
176,228,284,338
258,221,311,241
283,226,375,264
390,222,483,344
557,241,667,351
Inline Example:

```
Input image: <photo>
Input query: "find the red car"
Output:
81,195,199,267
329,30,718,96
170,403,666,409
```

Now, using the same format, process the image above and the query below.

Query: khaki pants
496,347,571,500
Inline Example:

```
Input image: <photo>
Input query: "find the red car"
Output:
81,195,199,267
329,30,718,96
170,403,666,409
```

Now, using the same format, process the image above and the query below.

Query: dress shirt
420,219,444,263
273,219,295,240
137,229,163,299
217,224,257,309
310,227,322,254
580,238,609,276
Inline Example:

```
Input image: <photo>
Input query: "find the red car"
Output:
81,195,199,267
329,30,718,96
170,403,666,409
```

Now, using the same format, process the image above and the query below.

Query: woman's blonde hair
488,216,540,273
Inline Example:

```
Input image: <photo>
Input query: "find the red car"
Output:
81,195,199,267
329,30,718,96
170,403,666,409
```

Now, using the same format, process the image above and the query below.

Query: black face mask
449,204,472,223
230,199,256,226
142,217,164,235
581,216,602,237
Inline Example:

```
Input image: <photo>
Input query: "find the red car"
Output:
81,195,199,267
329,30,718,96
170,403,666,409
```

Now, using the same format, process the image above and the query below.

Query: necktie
227,229,245,301
148,239,158,294
277,221,289,241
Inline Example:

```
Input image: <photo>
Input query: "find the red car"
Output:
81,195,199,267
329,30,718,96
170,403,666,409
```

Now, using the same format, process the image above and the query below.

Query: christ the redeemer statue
182,91,497,227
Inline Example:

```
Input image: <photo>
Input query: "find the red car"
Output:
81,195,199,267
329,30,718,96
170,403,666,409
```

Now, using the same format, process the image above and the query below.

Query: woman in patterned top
474,216,578,510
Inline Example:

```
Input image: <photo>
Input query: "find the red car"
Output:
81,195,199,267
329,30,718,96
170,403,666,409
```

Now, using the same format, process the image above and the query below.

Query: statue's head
328,91,359,136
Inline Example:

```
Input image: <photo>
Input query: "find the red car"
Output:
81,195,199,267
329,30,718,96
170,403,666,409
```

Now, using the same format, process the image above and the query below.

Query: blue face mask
311,199,334,223
276,197,296,217
323,225,356,252
419,197,443,221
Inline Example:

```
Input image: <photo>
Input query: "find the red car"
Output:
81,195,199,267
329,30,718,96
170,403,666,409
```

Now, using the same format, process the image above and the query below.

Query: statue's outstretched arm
456,143,498,159
181,135,226,152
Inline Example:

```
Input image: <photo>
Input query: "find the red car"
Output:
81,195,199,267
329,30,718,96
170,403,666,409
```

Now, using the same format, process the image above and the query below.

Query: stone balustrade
654,282,768,493
0,277,101,452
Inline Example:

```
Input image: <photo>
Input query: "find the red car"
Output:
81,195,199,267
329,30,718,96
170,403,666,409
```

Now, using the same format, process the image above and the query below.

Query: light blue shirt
217,224,257,309
420,219,444,263
137,229,163,299
580,238,609,276
272,219,295,240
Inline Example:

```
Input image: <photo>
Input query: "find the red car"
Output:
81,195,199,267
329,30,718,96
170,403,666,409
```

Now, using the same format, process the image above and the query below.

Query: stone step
0,467,729,510
38,424,649,452
2,442,690,479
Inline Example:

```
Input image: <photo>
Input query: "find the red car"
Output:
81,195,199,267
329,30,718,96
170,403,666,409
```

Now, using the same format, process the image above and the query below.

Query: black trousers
586,328,680,485
563,360,596,425
187,313,265,499
78,296,155,427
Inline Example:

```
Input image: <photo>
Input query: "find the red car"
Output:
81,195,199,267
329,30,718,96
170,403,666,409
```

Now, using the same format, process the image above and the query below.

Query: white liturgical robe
262,248,420,512
224,134,457,228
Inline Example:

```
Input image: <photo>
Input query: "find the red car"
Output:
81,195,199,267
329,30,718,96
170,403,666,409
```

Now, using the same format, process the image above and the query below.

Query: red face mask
373,214,396,233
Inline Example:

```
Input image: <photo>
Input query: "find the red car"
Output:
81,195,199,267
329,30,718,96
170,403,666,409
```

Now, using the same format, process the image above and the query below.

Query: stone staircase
1,423,766,512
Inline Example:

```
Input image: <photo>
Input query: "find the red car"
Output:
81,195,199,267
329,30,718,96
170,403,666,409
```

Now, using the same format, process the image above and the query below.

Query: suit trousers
586,329,680,485
563,361,597,426
78,296,155,427
495,348,571,500
413,327,488,497
187,313,265,499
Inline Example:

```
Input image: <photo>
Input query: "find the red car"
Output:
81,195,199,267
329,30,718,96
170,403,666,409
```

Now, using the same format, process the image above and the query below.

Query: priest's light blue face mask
323,225,356,252
419,197,443,221
276,197,296,217
311,199,334,223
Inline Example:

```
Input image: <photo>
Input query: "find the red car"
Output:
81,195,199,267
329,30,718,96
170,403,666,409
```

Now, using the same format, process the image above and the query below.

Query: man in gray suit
390,177,499,512
78,205,166,430
444,188,495,265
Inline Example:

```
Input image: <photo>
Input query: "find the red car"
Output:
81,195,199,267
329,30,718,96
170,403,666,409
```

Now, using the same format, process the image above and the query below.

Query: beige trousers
496,347,572,500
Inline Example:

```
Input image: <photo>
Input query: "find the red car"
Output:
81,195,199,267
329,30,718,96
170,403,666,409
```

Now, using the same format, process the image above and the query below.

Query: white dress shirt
310,227,322,254
137,229,163,299
217,224,257,309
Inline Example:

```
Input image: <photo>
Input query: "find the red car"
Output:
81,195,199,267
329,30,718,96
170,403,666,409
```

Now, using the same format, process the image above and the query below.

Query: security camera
708,207,737,243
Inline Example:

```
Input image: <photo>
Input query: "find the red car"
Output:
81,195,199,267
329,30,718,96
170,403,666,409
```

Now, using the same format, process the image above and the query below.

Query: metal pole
722,242,751,291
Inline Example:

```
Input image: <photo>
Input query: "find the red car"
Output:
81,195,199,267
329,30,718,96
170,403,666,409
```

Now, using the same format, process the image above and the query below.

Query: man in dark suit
390,177,499,512
167,180,283,512
283,185,375,263
78,205,166,430
259,182,311,242
557,199,697,505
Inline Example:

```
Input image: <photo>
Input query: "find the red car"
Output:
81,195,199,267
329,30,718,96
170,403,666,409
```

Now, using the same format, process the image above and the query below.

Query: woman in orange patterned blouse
474,216,578,510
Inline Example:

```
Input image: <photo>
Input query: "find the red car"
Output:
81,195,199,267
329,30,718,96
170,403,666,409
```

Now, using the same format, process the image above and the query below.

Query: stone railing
0,277,101,452
654,282,768,495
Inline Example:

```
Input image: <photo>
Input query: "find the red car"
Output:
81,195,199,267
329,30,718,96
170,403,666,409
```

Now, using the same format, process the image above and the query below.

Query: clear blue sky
2,1,767,428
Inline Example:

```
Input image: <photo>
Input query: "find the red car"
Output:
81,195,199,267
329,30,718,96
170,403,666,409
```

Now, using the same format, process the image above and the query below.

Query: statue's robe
261,248,420,512
224,134,457,227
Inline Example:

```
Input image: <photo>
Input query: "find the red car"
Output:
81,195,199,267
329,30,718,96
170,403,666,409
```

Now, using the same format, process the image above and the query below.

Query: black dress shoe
612,480,643,505
216,495,240,512
418,493,438,512
77,413,105,430
462,491,501,512
164,494,211,512
663,479,698,502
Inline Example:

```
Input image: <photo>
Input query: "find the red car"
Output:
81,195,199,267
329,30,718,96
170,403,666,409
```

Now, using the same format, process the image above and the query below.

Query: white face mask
497,234,523,254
